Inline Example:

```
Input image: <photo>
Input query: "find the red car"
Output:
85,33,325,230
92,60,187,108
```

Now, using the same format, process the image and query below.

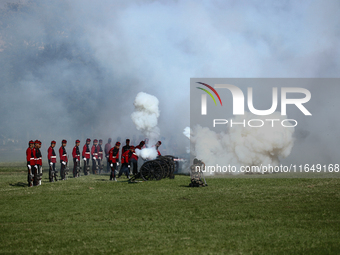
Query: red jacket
59,146,68,162
72,146,80,160
47,146,57,163
91,145,98,159
82,144,91,159
26,147,35,165
121,150,130,164
121,145,130,160
35,148,42,166
108,147,119,163
130,151,138,161
97,145,103,160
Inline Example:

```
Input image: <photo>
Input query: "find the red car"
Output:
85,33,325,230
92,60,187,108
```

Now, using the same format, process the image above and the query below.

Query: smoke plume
131,92,160,160
188,112,295,175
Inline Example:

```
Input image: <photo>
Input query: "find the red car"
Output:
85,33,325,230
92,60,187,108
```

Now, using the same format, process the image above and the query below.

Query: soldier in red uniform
47,140,57,182
104,138,112,173
119,145,131,179
121,139,131,171
108,142,120,181
129,146,139,175
72,140,81,178
82,138,91,175
26,140,35,187
59,140,68,180
97,139,104,174
91,139,99,174
34,140,43,186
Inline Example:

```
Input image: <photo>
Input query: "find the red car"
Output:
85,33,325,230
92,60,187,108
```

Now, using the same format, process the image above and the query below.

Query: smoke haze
0,0,339,163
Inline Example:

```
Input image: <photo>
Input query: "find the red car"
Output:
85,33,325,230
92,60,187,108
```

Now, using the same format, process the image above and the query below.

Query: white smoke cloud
131,92,160,142
131,92,160,160
135,147,158,161
188,112,295,175
183,126,192,140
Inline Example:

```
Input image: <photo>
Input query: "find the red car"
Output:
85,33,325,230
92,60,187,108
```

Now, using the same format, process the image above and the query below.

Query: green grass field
0,164,340,254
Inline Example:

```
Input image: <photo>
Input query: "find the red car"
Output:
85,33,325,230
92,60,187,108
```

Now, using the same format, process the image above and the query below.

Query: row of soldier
26,138,162,187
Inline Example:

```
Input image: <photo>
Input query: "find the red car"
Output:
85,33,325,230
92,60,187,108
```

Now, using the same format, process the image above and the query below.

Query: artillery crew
47,140,57,182
82,138,91,175
72,140,81,178
59,140,68,180
26,140,35,187
24,136,172,185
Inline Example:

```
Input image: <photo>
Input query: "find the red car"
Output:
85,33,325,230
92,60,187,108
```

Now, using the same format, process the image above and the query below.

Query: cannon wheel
140,160,164,181
157,156,173,178
163,155,176,178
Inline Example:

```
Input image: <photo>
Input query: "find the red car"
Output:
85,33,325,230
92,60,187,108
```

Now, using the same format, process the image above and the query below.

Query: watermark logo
199,84,312,116
196,82,222,115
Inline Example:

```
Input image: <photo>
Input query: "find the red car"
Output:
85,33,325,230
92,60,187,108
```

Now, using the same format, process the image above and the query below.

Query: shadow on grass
9,182,28,188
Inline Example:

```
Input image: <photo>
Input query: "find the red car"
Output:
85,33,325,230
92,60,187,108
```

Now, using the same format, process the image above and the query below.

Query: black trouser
118,164,130,178
97,159,102,174
130,159,138,175
33,165,41,186
110,162,117,180
60,162,66,180
27,163,33,186
73,158,79,177
48,160,56,182
106,156,110,172
83,158,89,175
92,159,97,174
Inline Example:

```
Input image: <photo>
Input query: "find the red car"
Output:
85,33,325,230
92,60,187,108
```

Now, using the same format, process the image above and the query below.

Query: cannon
130,155,177,182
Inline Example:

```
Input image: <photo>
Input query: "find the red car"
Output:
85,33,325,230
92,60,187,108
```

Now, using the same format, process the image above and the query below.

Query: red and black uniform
104,139,112,173
26,141,35,187
108,143,120,180
72,140,81,178
118,149,131,178
98,144,103,161
82,139,91,175
47,141,57,182
59,141,68,180
34,140,43,186
129,147,138,175
97,141,104,174
121,140,130,170
91,141,99,174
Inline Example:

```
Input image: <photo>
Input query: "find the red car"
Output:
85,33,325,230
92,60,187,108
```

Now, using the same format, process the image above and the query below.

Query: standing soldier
26,140,35,187
82,138,91,175
34,140,43,186
119,145,131,179
121,139,130,170
105,138,112,173
108,142,120,181
72,140,81,178
91,139,99,174
129,146,139,175
47,140,57,182
59,140,68,180
97,139,104,174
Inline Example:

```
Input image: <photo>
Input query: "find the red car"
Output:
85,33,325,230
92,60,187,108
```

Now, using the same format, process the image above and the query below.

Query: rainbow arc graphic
196,82,223,106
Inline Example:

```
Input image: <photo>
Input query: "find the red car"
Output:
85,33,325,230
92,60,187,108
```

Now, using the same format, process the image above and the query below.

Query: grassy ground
0,164,339,254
